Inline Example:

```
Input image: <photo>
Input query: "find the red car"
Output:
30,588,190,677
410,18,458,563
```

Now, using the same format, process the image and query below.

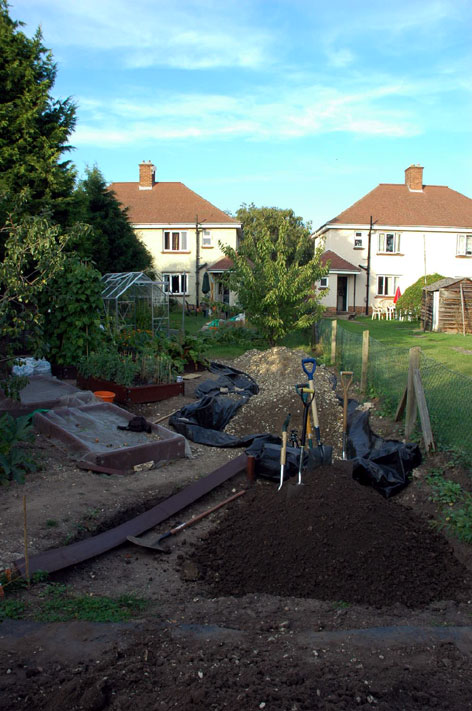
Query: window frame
456,234,472,256
163,230,188,252
378,232,401,254
377,274,400,297
162,273,188,295
354,232,363,249
202,229,212,247
319,276,329,289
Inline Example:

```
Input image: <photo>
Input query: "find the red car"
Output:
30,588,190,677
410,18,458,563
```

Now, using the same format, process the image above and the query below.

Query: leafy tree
39,257,104,366
0,1,76,226
72,166,153,273
221,214,328,345
396,273,445,315
236,204,314,265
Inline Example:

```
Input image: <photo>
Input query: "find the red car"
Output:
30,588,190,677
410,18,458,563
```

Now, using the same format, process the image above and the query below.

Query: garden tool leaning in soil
278,413,291,491
126,490,246,553
340,371,353,460
296,386,314,485
301,357,333,467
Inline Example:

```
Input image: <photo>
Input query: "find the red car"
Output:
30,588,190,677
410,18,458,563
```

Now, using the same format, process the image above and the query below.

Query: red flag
393,286,401,304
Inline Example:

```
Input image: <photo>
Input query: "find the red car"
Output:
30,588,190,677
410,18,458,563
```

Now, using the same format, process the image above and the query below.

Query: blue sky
9,0,472,227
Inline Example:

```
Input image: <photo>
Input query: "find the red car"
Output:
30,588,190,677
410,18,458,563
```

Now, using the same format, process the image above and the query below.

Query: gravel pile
225,347,344,457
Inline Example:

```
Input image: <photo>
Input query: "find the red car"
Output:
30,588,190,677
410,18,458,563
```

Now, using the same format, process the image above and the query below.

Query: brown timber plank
13,453,248,577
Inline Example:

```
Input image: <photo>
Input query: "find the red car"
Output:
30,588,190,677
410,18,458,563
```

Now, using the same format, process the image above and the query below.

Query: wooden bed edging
13,453,248,578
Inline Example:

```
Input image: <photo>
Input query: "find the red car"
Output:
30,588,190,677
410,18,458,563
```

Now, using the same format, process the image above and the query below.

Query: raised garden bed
77,374,184,404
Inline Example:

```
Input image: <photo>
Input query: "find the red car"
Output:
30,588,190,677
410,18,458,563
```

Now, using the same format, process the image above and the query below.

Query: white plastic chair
371,304,382,320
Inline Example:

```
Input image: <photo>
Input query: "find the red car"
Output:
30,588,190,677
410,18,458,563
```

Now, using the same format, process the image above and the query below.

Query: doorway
337,276,348,312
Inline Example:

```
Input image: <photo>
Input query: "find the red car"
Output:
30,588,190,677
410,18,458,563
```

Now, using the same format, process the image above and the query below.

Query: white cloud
10,0,273,70
72,80,421,147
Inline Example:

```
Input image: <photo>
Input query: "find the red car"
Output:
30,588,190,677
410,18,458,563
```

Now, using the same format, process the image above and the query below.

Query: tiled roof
109,181,239,225
321,250,361,273
326,184,472,229
208,256,234,271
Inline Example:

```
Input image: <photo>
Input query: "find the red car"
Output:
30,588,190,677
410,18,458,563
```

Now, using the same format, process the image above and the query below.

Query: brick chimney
139,160,155,190
405,164,424,191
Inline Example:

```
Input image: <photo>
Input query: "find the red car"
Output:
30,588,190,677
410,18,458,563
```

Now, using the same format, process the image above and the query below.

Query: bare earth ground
1,347,472,710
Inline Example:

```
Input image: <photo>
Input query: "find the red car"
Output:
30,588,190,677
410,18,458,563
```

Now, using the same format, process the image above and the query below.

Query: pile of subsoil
188,461,472,608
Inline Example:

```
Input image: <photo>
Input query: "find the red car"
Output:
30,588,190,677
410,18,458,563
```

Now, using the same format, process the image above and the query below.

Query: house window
456,234,472,256
377,275,399,296
163,273,188,295
319,276,329,289
354,232,363,248
163,230,188,252
378,233,401,253
202,229,212,247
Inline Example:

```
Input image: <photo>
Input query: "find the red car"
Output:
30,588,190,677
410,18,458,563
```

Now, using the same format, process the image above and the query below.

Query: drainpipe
364,216,373,315
195,215,200,308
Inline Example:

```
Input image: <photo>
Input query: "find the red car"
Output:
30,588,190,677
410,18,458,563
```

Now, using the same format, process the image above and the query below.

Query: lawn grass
336,316,472,377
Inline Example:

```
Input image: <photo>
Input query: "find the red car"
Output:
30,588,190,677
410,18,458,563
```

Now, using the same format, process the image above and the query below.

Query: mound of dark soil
189,461,472,608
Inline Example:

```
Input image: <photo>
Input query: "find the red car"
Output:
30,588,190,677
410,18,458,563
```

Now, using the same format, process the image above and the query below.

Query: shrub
396,273,445,315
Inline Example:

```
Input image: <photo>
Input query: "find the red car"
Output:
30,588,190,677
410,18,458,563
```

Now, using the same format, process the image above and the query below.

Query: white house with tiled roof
110,161,240,306
313,165,472,314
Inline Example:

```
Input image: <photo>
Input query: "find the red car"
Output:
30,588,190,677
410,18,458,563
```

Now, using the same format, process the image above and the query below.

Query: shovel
302,358,326,458
340,371,353,460
277,413,291,491
127,490,246,553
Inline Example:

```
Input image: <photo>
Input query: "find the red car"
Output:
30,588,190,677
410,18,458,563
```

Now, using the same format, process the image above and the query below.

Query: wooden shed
422,277,472,333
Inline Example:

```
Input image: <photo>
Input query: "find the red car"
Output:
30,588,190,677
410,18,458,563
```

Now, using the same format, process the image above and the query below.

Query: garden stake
340,371,353,460
278,413,291,491
23,495,30,588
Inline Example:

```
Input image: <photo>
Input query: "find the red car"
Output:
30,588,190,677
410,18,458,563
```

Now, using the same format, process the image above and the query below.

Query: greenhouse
101,272,169,334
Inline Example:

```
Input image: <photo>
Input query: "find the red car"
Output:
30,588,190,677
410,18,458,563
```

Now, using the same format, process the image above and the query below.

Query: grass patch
427,469,472,544
337,316,472,376
0,583,148,623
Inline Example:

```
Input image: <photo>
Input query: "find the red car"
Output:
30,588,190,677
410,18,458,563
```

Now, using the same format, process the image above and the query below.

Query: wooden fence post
405,346,421,439
330,320,337,365
360,330,369,396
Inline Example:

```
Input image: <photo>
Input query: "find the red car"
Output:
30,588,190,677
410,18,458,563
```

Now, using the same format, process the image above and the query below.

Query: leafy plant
40,256,104,366
427,469,472,544
0,413,37,484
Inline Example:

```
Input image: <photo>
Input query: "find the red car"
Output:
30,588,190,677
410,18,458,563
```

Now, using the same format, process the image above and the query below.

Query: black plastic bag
347,409,422,498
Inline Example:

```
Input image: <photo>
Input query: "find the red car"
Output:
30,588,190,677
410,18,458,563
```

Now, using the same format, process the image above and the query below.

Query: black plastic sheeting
169,362,279,449
347,408,422,498
170,362,421,495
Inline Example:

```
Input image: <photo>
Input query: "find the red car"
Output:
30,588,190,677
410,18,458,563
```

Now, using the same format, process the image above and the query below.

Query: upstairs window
354,232,363,248
457,234,472,256
377,275,399,296
378,232,401,253
163,230,188,252
162,273,188,295
202,229,212,247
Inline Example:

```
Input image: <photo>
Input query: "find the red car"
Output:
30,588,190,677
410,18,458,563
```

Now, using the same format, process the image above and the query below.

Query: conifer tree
0,1,76,225
73,166,153,273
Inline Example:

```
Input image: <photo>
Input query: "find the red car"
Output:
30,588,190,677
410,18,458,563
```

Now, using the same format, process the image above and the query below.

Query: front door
337,276,348,312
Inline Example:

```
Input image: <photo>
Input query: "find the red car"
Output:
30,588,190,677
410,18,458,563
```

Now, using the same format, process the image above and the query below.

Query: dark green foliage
0,413,37,484
0,1,76,227
236,203,314,265
72,166,153,273
396,273,445,314
39,256,104,365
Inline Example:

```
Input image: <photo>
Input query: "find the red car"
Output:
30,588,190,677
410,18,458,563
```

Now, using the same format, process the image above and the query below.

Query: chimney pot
405,164,424,191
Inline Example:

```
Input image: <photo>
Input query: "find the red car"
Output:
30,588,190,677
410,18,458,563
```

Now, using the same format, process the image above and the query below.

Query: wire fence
318,319,472,458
